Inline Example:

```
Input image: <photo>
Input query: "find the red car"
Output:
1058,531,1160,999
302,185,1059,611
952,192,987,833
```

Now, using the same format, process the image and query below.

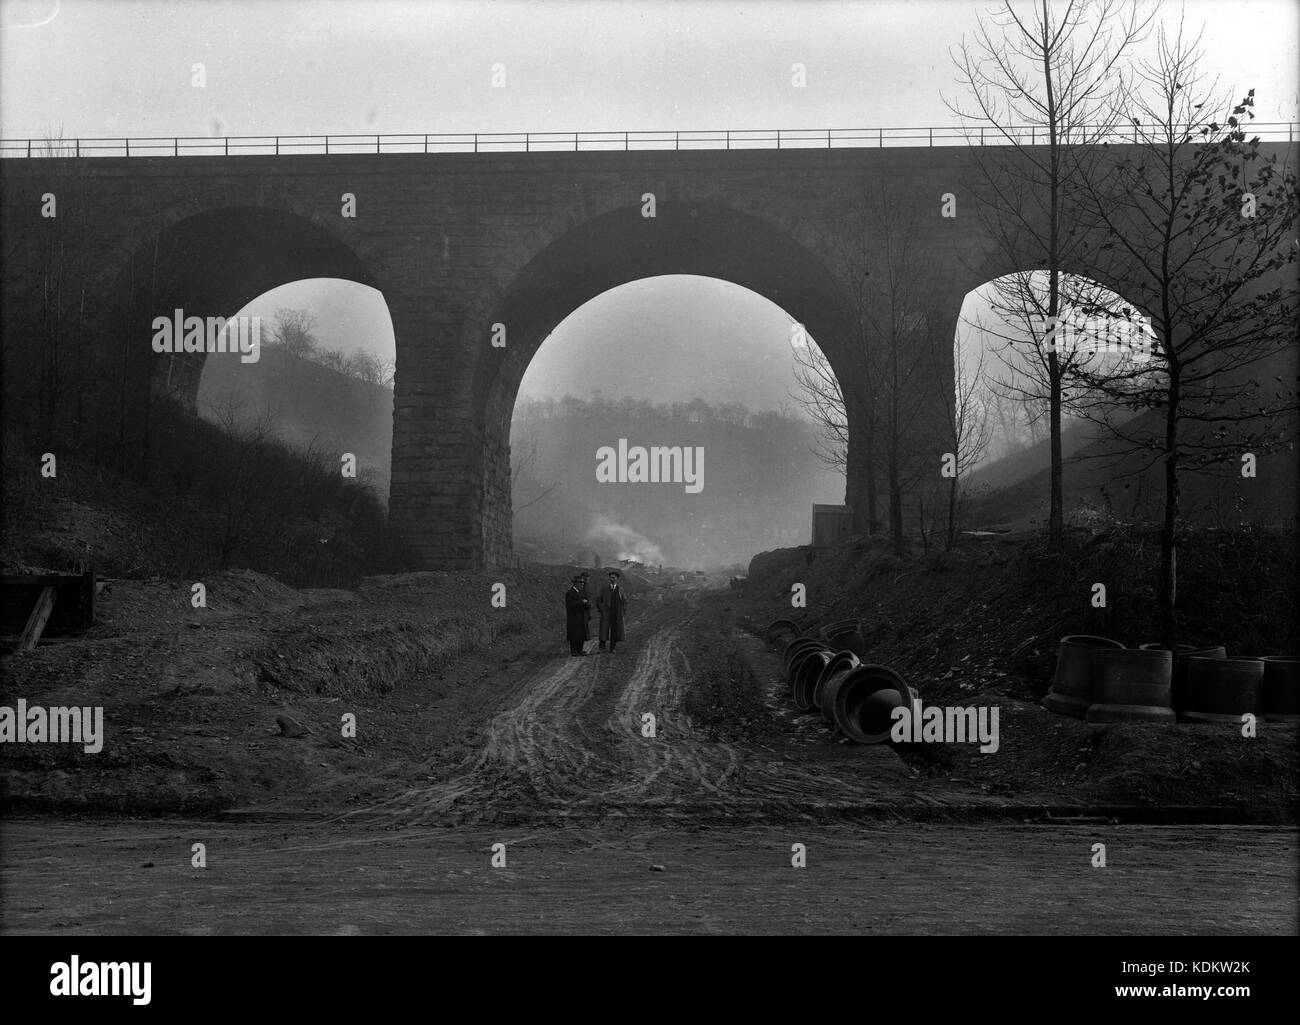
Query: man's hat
571,574,584,583
608,569,621,578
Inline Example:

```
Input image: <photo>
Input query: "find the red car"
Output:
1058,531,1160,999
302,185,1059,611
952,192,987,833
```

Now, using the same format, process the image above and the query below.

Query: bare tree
1070,19,1300,647
789,176,941,552
313,346,348,374
974,270,1129,425
789,336,848,474
931,330,992,549
860,178,944,557
511,432,559,514
981,380,1047,460
298,341,396,388
268,307,319,359
948,0,1155,548
344,350,384,384
37,124,75,158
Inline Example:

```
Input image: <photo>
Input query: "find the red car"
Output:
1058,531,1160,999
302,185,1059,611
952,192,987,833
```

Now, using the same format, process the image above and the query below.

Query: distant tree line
266,308,395,388
508,392,837,568
514,393,803,430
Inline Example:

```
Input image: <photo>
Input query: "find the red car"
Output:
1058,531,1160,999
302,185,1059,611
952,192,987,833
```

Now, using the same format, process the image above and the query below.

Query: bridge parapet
5,122,1296,158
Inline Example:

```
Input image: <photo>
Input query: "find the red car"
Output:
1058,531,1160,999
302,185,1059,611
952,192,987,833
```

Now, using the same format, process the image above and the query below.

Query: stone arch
955,260,1160,387
471,177,830,316
456,193,867,564
112,204,383,413
964,252,1153,325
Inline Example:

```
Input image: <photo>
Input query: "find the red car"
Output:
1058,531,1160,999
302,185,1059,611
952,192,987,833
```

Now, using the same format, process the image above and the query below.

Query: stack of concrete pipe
1040,635,1297,723
768,618,917,744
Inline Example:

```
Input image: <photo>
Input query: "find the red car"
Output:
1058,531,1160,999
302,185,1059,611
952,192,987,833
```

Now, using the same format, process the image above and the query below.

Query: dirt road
2,588,1296,934
2,820,1293,934
333,591,922,827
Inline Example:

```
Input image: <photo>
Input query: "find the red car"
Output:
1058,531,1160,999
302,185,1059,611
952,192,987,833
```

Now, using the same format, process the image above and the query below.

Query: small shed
810,504,854,547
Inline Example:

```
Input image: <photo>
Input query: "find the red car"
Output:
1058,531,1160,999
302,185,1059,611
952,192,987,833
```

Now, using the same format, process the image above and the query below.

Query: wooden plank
0,569,95,634
19,586,57,651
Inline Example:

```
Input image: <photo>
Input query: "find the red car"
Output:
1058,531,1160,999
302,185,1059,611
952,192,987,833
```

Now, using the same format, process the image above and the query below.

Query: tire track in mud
589,596,914,817
594,608,741,804
338,653,595,824
343,591,913,826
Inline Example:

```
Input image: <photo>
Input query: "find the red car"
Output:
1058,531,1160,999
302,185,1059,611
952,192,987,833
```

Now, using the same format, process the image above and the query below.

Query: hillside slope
968,409,1298,528
735,528,1297,815
199,347,394,499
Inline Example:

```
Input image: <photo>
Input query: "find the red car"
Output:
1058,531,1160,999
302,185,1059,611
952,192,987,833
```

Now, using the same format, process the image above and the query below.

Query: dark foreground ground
2,820,1293,935
1,556,1296,934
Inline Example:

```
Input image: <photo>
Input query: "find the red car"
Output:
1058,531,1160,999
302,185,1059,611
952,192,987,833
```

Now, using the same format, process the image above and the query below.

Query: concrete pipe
1182,656,1265,722
1260,656,1299,723
1139,643,1225,714
1043,635,1125,718
819,618,866,658
1087,648,1175,723
782,637,826,680
815,650,861,723
786,645,826,694
791,648,833,712
828,664,913,744
766,618,802,649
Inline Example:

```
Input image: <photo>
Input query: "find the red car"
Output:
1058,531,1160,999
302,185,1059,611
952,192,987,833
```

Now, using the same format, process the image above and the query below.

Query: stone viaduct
1,140,1291,567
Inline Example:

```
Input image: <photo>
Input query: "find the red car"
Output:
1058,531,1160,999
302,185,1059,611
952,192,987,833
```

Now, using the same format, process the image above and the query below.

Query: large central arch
468,196,866,564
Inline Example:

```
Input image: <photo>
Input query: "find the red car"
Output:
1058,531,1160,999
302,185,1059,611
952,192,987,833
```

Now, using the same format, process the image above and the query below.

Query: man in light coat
596,569,628,653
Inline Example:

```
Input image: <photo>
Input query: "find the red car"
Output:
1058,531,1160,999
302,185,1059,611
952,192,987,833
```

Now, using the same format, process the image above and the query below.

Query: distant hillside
511,398,844,568
968,416,1096,493
968,408,1298,528
198,346,394,500
0,397,393,586
196,360,846,564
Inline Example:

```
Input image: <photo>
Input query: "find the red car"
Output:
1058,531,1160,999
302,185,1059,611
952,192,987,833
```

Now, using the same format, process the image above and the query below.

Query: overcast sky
4,0,1296,137
3,0,1296,410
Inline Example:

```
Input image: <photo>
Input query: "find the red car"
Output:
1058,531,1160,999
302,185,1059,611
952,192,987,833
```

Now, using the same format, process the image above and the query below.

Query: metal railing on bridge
3,123,1297,158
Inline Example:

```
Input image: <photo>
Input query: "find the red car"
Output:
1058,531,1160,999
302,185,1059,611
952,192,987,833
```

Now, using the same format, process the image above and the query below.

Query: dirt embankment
2,532,1295,824
733,530,1298,818
0,565,571,815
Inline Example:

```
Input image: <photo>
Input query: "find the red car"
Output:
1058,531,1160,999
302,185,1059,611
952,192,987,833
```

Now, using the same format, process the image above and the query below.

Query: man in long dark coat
565,575,590,656
596,569,628,653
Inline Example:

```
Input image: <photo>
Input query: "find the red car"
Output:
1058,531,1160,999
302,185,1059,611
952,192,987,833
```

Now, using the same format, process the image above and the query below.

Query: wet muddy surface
3,577,1295,933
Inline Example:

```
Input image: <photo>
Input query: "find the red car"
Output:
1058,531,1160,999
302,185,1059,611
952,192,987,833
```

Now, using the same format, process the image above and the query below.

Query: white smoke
587,515,665,567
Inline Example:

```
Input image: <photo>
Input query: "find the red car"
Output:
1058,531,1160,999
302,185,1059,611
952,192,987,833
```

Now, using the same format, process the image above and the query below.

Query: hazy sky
4,0,1296,411
521,276,803,409
3,0,1296,137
